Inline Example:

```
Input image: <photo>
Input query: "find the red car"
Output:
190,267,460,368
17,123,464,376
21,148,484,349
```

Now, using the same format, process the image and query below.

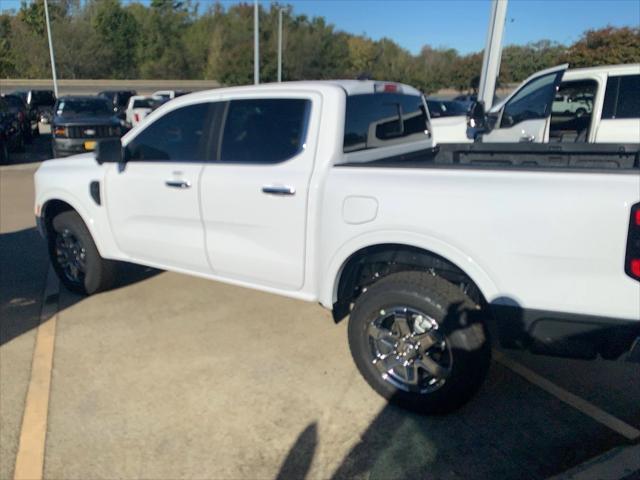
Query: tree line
1,0,638,93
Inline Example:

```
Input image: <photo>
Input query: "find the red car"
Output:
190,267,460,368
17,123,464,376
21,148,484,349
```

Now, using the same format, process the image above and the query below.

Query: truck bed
340,143,640,171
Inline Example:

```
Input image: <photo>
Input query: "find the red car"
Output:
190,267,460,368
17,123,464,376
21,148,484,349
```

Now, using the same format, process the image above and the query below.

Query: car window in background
344,93,428,152
220,98,310,164
132,99,155,109
126,103,211,161
500,72,560,127
117,93,134,108
55,98,112,116
602,75,640,119
33,91,56,107
3,95,26,109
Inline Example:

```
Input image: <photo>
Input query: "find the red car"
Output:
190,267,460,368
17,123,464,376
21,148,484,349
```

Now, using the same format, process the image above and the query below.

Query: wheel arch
324,236,499,322
38,193,112,258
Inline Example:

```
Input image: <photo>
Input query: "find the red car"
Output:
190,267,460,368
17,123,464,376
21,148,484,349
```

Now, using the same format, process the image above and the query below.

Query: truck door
483,64,566,143
105,101,217,274
199,94,319,290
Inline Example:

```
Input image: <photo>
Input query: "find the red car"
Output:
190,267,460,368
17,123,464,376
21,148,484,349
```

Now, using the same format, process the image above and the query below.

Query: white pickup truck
34,80,640,413
436,63,640,144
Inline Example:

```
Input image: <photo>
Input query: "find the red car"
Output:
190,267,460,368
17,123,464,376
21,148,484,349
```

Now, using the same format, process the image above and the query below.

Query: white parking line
494,350,640,441
13,267,59,480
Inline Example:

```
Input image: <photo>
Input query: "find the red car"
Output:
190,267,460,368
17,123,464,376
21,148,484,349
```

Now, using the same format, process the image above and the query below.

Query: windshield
56,98,112,116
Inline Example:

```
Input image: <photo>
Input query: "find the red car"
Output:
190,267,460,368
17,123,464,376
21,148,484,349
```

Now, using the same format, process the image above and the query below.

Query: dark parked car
98,90,137,118
426,99,469,118
13,89,56,133
2,93,32,143
453,94,477,111
51,96,124,158
0,98,24,163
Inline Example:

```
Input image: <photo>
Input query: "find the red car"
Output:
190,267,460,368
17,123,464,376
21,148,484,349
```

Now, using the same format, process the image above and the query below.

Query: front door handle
519,135,535,143
165,180,191,189
262,185,296,196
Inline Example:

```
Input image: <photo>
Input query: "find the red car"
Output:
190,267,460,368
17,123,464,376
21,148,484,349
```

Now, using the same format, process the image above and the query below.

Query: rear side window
126,103,211,161
220,98,309,164
602,75,640,120
344,94,428,153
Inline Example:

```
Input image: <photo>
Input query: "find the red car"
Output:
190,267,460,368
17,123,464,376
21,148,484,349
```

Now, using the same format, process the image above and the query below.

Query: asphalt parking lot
1,136,639,480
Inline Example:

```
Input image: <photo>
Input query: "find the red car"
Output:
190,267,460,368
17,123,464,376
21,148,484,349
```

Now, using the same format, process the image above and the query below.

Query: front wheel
348,271,491,414
49,210,117,295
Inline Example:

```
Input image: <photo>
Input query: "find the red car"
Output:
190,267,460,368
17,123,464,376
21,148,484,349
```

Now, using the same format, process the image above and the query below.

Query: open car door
482,64,568,143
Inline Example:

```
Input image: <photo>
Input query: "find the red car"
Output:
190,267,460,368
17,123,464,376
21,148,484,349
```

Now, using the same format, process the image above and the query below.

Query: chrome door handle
165,180,191,189
262,185,296,196
519,135,535,143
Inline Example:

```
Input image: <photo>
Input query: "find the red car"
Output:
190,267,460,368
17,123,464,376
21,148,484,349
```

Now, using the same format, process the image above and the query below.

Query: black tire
348,271,491,414
49,210,117,295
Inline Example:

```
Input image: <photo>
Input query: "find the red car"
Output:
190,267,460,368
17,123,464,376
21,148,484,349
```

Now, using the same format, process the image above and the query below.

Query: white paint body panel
34,80,640,330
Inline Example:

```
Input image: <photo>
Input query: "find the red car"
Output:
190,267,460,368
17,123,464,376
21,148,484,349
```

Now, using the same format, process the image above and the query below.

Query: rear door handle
262,185,296,196
165,180,191,189
519,135,535,143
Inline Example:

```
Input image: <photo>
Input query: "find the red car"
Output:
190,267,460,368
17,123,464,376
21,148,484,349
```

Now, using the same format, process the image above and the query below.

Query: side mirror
467,100,486,129
95,138,123,164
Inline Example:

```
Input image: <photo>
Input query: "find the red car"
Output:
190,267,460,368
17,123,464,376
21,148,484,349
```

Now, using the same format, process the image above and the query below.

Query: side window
343,93,429,153
220,98,310,164
602,75,640,120
500,72,560,128
127,103,211,161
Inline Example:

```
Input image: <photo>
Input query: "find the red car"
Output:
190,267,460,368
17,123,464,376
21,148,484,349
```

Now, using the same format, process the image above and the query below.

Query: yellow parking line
14,268,59,480
494,350,640,441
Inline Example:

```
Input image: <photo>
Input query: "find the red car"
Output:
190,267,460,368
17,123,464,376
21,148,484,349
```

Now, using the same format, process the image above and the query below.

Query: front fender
37,189,122,260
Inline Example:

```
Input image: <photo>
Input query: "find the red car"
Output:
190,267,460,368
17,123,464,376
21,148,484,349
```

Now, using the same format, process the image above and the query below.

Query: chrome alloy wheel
367,306,452,393
54,228,87,285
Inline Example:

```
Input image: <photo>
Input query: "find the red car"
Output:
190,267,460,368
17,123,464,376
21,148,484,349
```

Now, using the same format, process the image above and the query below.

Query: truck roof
565,63,640,77
182,80,423,100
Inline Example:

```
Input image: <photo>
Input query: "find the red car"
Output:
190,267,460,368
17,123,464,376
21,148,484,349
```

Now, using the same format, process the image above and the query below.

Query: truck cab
479,63,640,144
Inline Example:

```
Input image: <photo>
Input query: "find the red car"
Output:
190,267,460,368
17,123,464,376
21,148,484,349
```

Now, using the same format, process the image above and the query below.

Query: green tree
562,26,640,66
92,0,139,78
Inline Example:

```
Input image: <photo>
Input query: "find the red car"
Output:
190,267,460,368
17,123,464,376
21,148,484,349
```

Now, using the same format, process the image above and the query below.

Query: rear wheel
49,211,117,295
348,271,491,414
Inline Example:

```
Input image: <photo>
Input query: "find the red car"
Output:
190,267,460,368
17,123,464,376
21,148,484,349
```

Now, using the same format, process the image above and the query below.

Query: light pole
277,8,283,82
43,0,59,97
478,0,508,110
254,0,259,84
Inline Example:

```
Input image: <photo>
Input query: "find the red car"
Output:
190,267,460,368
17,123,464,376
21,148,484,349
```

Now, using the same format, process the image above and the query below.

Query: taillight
134,113,140,123
625,202,640,281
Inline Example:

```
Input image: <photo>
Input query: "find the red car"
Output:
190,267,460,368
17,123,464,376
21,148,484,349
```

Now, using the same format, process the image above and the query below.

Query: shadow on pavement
0,227,161,346
276,362,629,480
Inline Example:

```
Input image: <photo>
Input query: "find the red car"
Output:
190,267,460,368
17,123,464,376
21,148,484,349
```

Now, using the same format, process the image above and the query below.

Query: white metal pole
44,0,59,97
277,9,283,82
254,0,259,84
478,0,508,110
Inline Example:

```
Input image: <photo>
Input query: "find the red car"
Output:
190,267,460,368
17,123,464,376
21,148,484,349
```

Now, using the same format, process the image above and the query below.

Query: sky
1,0,639,54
